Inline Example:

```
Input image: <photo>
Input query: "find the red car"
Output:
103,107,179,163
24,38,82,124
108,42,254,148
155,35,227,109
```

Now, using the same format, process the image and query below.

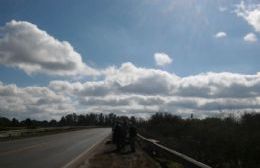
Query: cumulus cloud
1,16,259,121
0,19,259,119
154,53,172,66
214,32,227,38
0,62,260,119
50,62,179,97
0,83,74,120
244,32,258,42
8,62,260,119
1,62,260,120
235,1,260,32
0,20,98,76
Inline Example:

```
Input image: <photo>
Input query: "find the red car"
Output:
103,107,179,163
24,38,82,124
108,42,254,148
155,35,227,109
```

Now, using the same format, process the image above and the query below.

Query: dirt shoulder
79,138,160,168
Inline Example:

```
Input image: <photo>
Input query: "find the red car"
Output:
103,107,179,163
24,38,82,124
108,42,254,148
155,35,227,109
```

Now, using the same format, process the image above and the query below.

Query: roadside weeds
79,137,160,168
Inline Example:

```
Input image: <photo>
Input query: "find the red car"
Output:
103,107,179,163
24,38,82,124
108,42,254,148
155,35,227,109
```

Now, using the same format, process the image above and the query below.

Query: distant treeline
0,113,123,129
138,112,260,168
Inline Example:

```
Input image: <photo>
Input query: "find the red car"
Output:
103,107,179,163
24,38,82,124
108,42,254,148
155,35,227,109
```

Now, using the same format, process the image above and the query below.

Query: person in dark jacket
129,122,137,152
112,121,118,144
120,119,128,151
114,121,123,151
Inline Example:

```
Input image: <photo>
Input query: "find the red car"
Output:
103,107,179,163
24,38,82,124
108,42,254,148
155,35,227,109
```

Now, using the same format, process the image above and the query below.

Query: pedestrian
114,121,122,152
112,121,118,144
129,122,137,152
120,119,128,151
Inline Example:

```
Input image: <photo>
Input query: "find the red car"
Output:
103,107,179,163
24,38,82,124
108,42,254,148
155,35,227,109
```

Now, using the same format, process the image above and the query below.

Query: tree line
138,112,260,168
0,113,120,129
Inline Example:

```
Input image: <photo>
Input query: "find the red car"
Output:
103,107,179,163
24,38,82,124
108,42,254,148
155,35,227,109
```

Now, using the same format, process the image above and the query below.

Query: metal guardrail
137,134,212,168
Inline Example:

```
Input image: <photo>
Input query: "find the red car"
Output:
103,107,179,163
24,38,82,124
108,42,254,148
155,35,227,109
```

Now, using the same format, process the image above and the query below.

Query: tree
11,118,19,126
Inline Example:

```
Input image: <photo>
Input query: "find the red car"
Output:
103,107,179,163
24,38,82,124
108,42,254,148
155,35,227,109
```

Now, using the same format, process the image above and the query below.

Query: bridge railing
137,134,212,168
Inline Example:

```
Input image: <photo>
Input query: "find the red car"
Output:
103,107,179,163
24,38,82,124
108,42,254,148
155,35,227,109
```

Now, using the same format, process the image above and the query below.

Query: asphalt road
0,128,111,168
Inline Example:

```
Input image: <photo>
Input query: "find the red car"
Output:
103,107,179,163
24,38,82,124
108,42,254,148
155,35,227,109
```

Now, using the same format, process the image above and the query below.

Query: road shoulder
79,137,160,168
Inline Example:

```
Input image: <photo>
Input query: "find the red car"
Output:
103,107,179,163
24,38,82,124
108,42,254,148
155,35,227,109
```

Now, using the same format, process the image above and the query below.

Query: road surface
0,128,111,168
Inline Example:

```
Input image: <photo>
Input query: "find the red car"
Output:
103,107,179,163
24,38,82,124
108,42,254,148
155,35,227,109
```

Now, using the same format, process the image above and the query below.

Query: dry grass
81,140,160,168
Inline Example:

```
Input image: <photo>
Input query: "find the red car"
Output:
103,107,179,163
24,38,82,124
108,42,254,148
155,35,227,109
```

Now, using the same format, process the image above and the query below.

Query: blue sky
0,0,260,119
0,0,259,85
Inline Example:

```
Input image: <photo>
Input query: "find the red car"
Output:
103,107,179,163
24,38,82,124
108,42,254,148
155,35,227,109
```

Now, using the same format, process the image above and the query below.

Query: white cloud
154,52,172,66
0,20,260,120
1,65,260,120
215,32,227,38
0,83,74,120
0,20,98,76
244,32,258,42
235,1,260,32
2,62,258,120
50,62,179,97
219,7,227,12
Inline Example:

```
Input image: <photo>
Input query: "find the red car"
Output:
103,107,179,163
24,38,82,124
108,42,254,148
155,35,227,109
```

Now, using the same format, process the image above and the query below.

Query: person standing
129,122,137,152
120,120,128,151
114,121,122,152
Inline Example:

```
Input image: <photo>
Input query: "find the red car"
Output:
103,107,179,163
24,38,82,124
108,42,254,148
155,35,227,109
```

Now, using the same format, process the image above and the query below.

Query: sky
0,0,260,120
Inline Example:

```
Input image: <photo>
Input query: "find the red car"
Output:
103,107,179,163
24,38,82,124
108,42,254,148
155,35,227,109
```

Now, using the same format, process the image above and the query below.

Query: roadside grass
84,139,160,168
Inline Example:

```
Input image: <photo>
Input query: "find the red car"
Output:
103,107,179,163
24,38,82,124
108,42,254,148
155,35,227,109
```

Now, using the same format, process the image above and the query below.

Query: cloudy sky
0,0,260,120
